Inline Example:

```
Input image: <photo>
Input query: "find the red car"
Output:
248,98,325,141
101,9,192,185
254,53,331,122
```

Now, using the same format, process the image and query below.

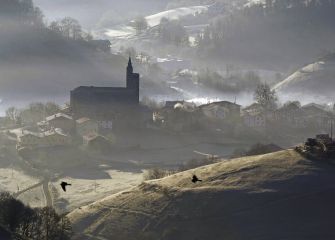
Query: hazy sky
34,0,169,29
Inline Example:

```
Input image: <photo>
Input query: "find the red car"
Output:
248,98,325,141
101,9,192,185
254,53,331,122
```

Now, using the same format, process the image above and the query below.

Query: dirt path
43,179,53,207
13,181,44,198
13,177,53,207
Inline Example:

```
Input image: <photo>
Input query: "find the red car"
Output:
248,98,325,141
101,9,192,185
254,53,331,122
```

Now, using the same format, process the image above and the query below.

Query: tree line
134,16,190,46
195,0,335,65
5,102,61,126
0,0,104,60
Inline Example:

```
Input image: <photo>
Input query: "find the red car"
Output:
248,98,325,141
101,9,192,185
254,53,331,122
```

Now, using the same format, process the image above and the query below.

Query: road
42,179,53,207
13,177,53,207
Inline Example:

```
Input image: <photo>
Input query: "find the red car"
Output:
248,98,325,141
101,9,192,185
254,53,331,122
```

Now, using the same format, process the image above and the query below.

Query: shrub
143,168,173,180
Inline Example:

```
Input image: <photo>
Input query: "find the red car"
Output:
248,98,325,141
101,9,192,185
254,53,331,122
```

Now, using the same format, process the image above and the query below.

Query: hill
195,1,335,69
68,149,335,240
273,54,335,104
0,0,129,110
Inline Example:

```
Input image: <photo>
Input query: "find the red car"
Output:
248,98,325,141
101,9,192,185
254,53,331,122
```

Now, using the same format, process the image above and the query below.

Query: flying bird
192,175,202,183
60,181,72,192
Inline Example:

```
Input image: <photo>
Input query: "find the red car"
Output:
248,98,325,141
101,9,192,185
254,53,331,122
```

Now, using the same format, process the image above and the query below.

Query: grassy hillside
68,149,335,240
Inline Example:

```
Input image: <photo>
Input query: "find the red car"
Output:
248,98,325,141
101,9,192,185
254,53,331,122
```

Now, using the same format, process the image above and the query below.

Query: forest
196,0,335,67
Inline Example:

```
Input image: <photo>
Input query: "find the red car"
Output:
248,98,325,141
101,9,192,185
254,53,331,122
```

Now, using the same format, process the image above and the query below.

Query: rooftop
83,134,108,142
76,117,91,124
46,113,73,122
200,101,241,109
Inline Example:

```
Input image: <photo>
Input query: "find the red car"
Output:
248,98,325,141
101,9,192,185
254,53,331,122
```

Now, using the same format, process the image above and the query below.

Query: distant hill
68,149,335,240
34,0,171,28
274,54,335,104
0,0,128,108
195,1,335,69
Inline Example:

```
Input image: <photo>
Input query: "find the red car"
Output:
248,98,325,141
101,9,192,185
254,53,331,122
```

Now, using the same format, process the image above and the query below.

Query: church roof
72,86,130,92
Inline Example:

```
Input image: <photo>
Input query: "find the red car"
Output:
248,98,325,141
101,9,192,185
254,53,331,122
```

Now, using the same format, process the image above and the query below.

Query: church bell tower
126,57,140,102
127,57,134,88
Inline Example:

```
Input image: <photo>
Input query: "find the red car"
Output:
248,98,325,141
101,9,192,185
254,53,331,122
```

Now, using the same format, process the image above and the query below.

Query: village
1,94,333,155
0,60,334,157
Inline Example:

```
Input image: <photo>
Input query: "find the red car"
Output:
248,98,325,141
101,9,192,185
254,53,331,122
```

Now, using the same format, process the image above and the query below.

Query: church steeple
127,56,139,94
127,57,133,74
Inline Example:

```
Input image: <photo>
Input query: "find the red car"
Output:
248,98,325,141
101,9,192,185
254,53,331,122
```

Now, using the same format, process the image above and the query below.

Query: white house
45,113,74,133
43,128,71,147
199,101,241,121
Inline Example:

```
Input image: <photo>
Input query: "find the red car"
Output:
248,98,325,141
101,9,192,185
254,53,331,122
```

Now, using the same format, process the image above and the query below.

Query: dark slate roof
72,86,129,92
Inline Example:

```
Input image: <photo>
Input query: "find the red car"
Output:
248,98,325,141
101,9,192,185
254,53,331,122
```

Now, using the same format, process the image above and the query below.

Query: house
45,113,74,133
17,131,43,148
242,103,266,129
97,120,113,131
242,111,267,128
242,103,275,129
153,102,199,131
37,120,49,132
274,102,306,128
199,101,241,121
83,134,110,151
42,128,71,147
76,117,99,136
301,103,333,129
301,103,327,115
60,105,71,115
17,128,71,149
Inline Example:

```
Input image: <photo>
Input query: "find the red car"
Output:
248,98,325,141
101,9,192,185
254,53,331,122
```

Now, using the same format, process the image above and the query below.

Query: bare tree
5,107,20,123
50,17,83,40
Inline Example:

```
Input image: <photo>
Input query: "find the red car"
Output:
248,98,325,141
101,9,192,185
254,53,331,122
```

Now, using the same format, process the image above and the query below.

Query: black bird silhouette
60,181,72,192
192,175,202,183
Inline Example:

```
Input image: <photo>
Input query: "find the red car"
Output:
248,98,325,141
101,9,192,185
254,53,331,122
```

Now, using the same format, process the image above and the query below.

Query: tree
37,207,61,240
158,19,189,46
0,192,26,232
45,102,60,116
5,107,20,123
254,83,278,110
18,102,60,124
49,21,62,34
283,101,301,108
0,0,44,26
50,17,83,40
134,16,148,34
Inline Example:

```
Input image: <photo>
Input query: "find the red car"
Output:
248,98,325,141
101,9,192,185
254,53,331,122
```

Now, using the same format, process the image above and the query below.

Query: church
70,57,140,122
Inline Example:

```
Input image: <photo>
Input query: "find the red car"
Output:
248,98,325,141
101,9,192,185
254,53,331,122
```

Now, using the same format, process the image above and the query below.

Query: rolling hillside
274,55,335,104
68,149,335,240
